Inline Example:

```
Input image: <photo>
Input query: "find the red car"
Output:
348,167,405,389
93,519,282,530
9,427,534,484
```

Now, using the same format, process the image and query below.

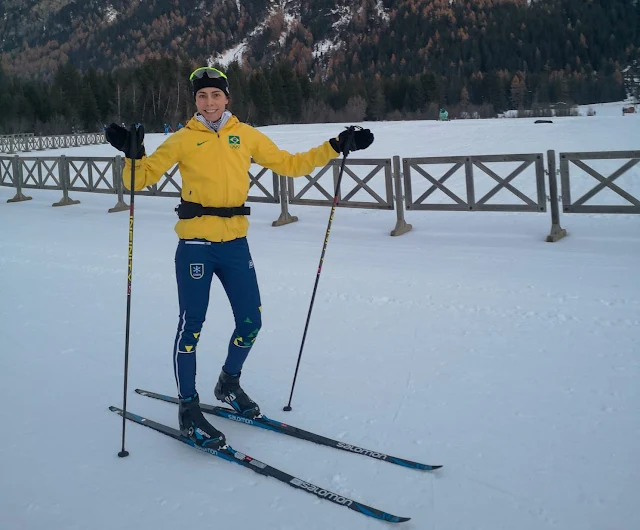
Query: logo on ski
336,442,388,460
226,414,254,425
290,478,353,506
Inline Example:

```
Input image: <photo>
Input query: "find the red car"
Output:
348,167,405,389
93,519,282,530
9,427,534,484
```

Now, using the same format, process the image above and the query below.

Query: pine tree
460,86,470,109
623,54,640,104
249,71,273,125
407,79,425,111
367,79,386,121
510,73,527,109
486,71,507,112
280,64,303,122
80,82,100,131
227,62,249,121
269,67,289,122
420,72,440,106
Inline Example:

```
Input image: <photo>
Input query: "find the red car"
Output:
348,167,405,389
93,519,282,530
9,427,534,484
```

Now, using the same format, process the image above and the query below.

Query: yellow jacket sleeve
248,127,339,177
123,134,183,191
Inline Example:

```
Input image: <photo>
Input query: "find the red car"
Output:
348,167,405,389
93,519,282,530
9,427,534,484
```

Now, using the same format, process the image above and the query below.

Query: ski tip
397,517,411,523
134,389,147,395
109,406,120,413
427,465,443,471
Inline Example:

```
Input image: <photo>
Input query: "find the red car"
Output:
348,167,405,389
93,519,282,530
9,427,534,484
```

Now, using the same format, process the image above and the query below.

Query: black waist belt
175,200,251,219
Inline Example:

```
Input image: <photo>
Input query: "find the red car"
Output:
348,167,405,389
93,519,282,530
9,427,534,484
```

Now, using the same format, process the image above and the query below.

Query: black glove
329,126,374,155
105,123,145,159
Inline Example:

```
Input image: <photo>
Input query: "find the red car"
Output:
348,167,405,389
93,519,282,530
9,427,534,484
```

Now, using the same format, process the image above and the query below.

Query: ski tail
109,406,410,523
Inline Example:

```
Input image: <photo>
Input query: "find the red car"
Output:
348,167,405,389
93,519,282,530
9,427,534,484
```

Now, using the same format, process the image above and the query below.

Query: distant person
164,123,170,135
439,108,449,121
105,66,373,449
177,122,184,130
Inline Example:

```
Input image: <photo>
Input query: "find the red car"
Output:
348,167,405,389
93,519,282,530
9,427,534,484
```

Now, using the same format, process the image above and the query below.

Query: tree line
0,53,633,135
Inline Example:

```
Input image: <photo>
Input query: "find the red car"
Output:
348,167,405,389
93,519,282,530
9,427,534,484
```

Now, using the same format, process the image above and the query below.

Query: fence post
108,156,129,213
545,150,567,242
53,155,80,207
7,155,32,203
390,155,412,236
8,137,15,154
272,173,298,226
465,156,476,210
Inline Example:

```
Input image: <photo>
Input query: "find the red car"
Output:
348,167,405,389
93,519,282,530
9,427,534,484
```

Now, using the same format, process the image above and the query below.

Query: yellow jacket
124,115,339,242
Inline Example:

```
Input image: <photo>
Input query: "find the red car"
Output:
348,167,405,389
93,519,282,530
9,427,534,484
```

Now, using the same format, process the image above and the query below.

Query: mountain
0,0,638,133
1,0,638,83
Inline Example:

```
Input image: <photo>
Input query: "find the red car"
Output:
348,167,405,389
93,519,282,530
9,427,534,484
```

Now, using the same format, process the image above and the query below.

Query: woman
106,67,374,448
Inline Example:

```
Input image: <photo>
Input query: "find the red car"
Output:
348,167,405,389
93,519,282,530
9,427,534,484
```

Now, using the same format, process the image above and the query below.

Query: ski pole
118,123,140,457
283,127,358,411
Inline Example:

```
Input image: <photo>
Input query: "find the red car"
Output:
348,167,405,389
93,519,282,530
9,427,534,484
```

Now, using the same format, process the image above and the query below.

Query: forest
0,0,637,133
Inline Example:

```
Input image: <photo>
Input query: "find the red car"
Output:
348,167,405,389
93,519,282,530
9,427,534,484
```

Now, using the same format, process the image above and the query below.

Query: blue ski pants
173,237,262,399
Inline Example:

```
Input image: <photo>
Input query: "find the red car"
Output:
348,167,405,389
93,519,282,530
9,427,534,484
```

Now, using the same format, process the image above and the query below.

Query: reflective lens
189,67,228,82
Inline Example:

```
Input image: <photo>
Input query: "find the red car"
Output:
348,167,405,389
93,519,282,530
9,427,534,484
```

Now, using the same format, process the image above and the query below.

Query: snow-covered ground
25,108,640,211
37,106,640,160
499,99,638,118
577,100,639,117
1,115,639,530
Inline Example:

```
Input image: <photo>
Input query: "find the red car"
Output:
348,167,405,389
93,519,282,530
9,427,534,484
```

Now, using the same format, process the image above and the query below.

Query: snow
211,41,247,68
375,0,390,23
209,5,298,68
104,5,119,24
313,38,340,59
279,12,296,47
578,100,638,117
212,1,301,67
498,100,639,118
331,5,351,30
1,115,639,530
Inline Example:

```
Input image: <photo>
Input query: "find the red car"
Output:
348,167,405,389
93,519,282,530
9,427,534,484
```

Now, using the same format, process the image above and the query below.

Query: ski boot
179,393,226,449
214,369,261,418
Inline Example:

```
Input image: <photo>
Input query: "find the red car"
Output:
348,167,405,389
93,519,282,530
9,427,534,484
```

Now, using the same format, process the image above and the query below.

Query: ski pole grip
129,123,138,160
342,126,358,157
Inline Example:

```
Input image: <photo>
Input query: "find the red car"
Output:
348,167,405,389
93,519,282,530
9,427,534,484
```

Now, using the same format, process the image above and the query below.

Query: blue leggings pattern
173,237,262,398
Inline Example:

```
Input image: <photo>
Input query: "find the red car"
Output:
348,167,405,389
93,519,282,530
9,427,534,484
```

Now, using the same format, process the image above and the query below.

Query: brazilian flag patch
228,135,241,149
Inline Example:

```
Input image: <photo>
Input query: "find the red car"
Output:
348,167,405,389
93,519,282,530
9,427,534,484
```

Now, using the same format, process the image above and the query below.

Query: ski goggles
189,67,228,82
